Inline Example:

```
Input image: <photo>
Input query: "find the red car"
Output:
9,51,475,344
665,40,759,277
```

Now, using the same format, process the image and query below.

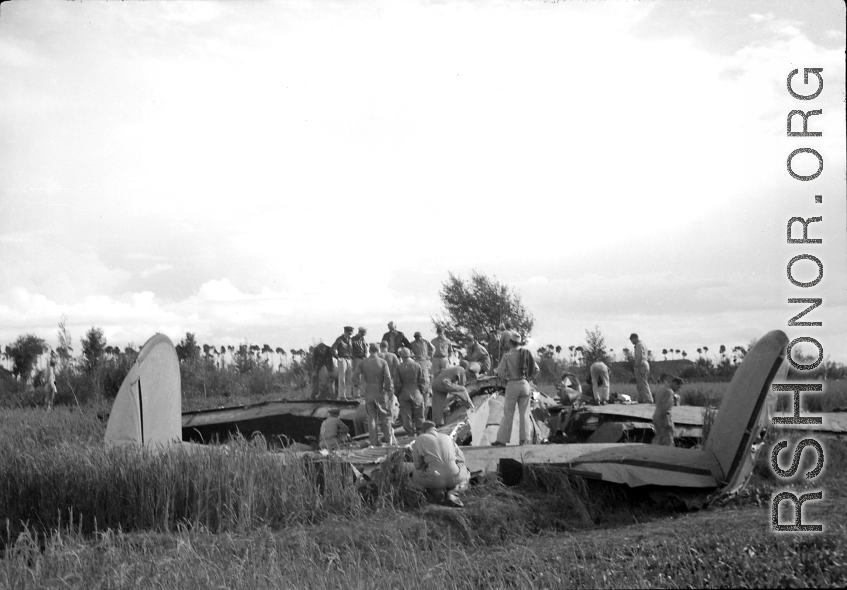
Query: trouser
652,415,674,446
398,388,425,436
366,393,395,446
351,358,365,398
432,356,448,376
319,435,341,451
496,379,531,445
408,463,470,492
337,358,352,399
635,364,653,403
431,382,471,426
593,383,610,403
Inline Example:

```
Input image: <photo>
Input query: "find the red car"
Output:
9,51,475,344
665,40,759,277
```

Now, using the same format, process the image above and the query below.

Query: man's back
359,355,389,383
433,365,466,388
413,431,463,475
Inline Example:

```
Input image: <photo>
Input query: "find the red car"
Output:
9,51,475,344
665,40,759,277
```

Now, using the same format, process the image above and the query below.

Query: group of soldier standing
316,321,529,447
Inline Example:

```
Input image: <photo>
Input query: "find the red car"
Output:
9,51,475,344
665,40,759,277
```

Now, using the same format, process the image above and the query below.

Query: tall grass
0,436,368,544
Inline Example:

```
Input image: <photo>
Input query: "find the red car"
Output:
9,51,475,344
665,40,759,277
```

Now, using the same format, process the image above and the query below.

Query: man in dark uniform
381,321,411,355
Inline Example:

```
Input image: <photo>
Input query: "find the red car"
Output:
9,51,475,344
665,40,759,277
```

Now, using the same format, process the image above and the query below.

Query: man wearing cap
351,327,369,399
319,407,350,451
431,363,472,427
430,326,453,377
493,331,538,447
381,322,411,356
409,331,434,405
332,326,355,400
353,343,395,446
629,333,653,403
464,334,491,379
410,420,470,507
395,347,426,436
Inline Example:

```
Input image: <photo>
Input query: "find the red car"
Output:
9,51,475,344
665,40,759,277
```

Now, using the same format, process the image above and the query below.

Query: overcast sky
1,0,845,363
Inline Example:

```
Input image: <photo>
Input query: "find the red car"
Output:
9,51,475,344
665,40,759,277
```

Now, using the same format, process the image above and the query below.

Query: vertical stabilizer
104,334,182,448
705,330,788,489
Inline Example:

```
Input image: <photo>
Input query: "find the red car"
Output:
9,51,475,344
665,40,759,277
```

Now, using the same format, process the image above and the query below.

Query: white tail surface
104,334,182,448
705,330,788,488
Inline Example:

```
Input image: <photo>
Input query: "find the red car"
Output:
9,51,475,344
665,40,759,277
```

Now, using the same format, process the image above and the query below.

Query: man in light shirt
409,331,434,406
331,326,355,400
430,326,453,376
493,331,537,446
410,420,470,507
629,333,653,403
589,361,611,405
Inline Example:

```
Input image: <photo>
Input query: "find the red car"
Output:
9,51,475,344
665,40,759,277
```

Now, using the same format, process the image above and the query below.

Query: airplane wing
462,442,722,488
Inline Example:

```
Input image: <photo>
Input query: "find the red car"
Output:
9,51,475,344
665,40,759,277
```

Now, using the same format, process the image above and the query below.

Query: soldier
310,343,336,399
431,363,472,427
319,407,350,451
331,326,355,400
589,360,611,405
381,321,411,355
430,326,453,377
653,376,683,446
351,327,368,399
44,356,58,410
464,334,491,379
409,331,434,406
492,331,537,447
395,347,426,436
629,333,653,403
410,421,470,507
353,343,395,446
378,341,401,377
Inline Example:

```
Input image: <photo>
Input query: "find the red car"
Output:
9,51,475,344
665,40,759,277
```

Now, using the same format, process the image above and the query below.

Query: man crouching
409,420,470,507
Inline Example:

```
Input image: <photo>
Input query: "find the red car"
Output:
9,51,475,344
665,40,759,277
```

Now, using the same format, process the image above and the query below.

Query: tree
81,327,107,374
662,348,668,361
433,270,534,343
6,334,47,382
581,326,611,367
176,333,200,364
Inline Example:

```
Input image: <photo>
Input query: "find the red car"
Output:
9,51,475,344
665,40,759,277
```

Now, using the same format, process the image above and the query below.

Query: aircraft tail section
705,330,788,491
104,334,182,448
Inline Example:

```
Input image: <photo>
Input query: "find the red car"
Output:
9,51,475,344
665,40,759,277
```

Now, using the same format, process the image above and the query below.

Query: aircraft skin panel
182,400,360,428
578,404,707,426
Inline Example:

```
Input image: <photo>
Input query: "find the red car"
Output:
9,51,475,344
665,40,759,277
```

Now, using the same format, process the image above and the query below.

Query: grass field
2,385,846,588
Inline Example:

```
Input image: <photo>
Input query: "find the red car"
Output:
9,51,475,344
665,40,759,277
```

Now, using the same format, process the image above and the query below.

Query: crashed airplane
106,330,811,501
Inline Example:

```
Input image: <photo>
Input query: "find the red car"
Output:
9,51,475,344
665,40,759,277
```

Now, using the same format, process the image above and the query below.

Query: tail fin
104,334,182,448
705,330,788,490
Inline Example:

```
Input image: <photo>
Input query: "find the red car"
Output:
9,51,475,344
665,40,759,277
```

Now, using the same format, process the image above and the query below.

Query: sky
1,0,845,364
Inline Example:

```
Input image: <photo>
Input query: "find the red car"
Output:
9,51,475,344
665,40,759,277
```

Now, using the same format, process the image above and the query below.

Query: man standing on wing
409,331,434,408
331,326,355,400
351,327,369,399
589,360,611,405
353,343,395,447
629,333,653,403
430,326,453,377
493,331,537,447
395,347,426,436
381,321,411,356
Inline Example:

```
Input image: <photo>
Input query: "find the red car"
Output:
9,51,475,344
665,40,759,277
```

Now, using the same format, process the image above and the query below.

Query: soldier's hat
328,407,341,416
